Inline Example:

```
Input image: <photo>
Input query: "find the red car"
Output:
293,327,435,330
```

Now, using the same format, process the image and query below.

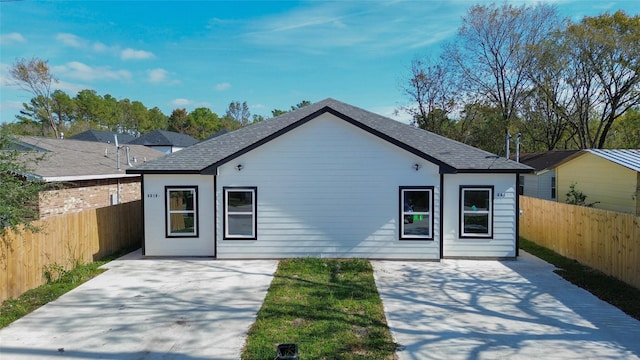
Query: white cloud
0,32,26,45
121,48,155,60
56,33,84,47
171,98,193,107
53,61,132,82
92,42,109,52
53,80,87,95
215,82,231,91
147,68,168,83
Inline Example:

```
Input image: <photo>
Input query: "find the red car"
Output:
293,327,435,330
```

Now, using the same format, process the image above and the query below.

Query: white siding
442,173,517,258
522,171,556,200
143,174,215,256
216,113,441,259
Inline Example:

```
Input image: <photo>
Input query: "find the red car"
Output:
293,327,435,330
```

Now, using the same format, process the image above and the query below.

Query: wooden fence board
520,196,640,289
0,201,142,303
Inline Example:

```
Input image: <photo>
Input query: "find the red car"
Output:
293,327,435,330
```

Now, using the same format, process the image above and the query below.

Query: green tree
142,107,169,133
168,108,190,134
605,108,640,148
0,130,49,236
564,11,640,149
271,100,312,118
187,107,223,139
9,57,61,138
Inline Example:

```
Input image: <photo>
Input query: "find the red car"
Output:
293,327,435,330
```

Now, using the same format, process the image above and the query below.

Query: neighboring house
516,150,580,200
127,130,198,154
68,130,135,144
12,136,165,218
552,149,640,215
128,98,532,259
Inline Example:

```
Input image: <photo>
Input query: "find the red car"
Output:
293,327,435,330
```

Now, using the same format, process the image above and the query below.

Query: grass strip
0,247,138,328
520,238,640,321
242,258,397,360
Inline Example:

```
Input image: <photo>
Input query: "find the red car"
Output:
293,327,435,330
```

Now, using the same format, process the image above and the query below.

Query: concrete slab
0,250,278,360
373,251,640,360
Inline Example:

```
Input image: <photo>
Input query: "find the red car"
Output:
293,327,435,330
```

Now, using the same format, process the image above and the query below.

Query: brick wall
39,177,142,218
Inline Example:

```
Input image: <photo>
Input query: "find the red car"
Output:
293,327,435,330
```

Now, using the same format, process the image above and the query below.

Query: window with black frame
224,187,257,239
400,187,433,240
460,186,493,238
165,186,198,237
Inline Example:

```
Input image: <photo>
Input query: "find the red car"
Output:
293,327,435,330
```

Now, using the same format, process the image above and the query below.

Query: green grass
520,238,640,321
242,258,397,360
0,247,138,329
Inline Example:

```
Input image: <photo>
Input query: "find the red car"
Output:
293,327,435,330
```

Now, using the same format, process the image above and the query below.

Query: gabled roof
127,130,198,148
516,150,581,172
128,98,532,175
12,136,165,181
68,130,135,144
586,149,640,172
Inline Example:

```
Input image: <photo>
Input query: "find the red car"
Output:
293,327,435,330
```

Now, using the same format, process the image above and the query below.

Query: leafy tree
604,108,640,148
143,107,169,133
187,107,223,139
565,182,599,207
456,103,508,155
271,100,312,118
0,130,49,236
564,11,640,149
168,108,189,134
9,57,61,138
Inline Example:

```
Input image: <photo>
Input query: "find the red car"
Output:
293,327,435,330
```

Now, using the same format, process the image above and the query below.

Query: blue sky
1,0,638,125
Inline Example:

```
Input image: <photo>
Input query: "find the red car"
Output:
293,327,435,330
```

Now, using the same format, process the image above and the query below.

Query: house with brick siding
12,136,165,218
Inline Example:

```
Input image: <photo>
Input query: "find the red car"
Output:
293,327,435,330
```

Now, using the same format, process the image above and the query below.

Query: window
551,176,557,199
400,187,433,240
165,186,198,237
518,175,524,195
460,186,493,238
224,187,257,239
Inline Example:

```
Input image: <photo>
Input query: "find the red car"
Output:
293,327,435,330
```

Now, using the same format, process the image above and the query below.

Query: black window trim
165,185,199,238
223,186,258,240
459,185,494,239
399,186,435,241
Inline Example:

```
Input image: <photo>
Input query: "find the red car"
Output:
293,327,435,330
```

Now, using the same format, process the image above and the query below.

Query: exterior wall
556,153,638,214
442,173,518,258
39,177,141,218
149,145,174,154
142,174,215,256
215,113,441,259
522,171,555,201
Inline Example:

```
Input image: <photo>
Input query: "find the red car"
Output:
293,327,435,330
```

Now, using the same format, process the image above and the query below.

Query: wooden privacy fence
520,196,640,289
0,200,142,303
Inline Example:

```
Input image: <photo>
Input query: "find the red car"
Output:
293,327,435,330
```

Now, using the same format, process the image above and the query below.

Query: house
68,130,135,144
552,149,640,215
128,98,532,259
127,130,198,154
12,136,165,218
515,150,580,200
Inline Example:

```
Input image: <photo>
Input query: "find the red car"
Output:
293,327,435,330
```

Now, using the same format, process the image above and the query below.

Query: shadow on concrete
373,251,640,359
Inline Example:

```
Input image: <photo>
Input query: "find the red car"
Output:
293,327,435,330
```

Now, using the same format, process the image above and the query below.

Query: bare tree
398,58,456,134
445,3,560,136
9,57,61,138
225,101,251,126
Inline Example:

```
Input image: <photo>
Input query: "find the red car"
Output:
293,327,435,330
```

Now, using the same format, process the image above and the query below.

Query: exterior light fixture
236,164,243,171
413,163,421,171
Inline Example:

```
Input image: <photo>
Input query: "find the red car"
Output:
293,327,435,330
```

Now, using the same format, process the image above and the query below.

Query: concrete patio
373,251,640,359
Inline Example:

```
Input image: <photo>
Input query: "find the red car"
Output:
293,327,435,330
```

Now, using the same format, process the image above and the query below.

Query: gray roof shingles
127,130,198,147
128,98,532,174
15,136,165,179
68,130,135,144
